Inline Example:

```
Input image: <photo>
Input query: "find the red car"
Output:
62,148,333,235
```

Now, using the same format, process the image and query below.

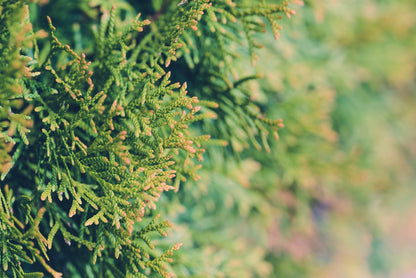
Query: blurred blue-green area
161,0,416,277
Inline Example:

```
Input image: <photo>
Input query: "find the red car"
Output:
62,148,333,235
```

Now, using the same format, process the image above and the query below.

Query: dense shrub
1,0,415,277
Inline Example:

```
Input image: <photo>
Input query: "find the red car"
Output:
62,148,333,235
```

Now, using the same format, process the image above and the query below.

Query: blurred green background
163,0,416,277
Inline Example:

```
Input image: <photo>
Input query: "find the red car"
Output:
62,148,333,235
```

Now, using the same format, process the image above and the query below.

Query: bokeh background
163,0,416,277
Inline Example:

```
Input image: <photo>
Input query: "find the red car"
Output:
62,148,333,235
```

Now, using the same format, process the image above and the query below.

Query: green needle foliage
0,0,300,277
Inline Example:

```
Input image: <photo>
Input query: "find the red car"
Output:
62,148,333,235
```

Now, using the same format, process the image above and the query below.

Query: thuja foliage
0,0,301,277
